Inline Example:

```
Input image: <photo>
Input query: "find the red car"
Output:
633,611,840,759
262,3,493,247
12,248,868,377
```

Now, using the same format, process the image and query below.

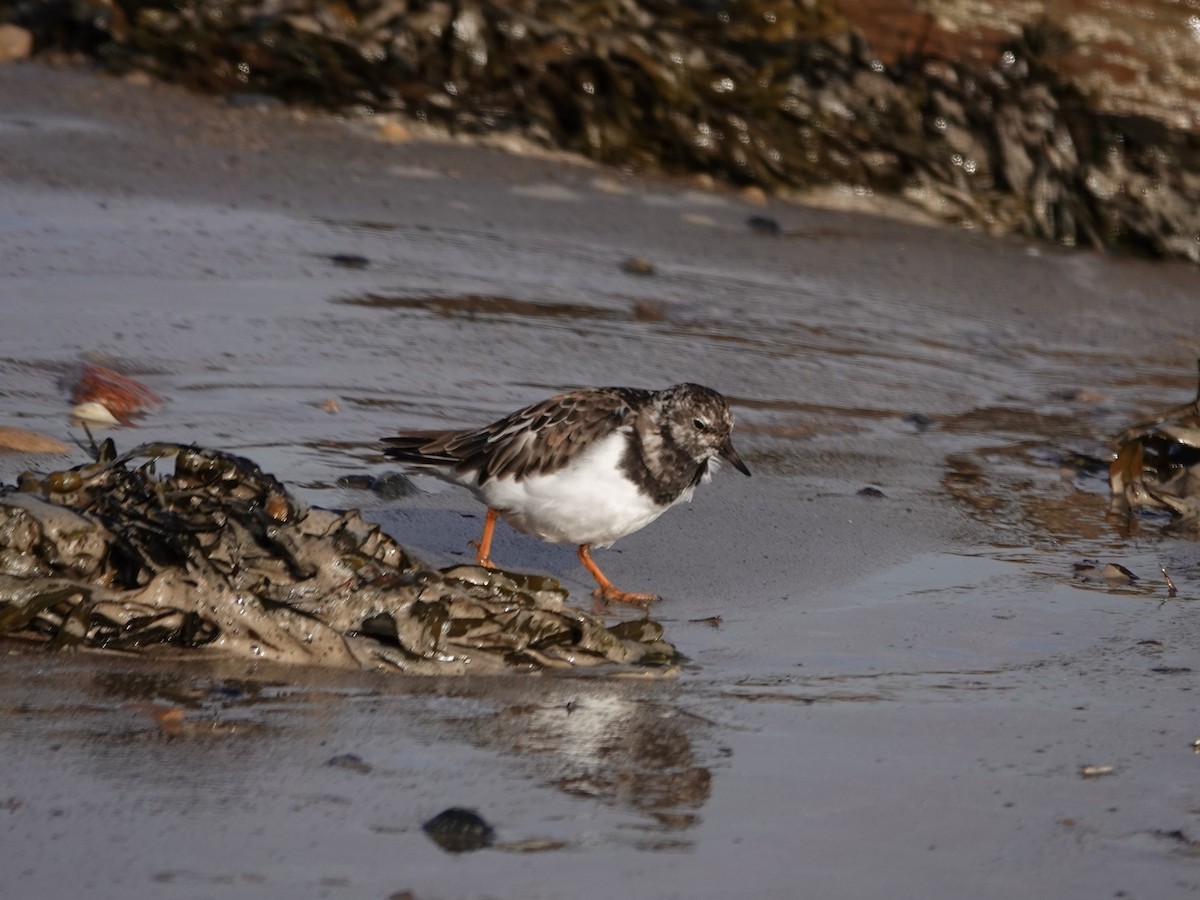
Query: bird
381,383,751,605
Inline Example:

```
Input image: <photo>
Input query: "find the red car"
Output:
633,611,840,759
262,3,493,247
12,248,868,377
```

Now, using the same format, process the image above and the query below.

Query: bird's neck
619,418,704,506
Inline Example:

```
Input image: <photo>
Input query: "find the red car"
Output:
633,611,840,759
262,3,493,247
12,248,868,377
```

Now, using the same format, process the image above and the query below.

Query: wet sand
2,63,1200,898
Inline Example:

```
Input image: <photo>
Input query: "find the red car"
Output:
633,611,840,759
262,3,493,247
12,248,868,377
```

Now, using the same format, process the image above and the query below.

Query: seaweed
0,441,681,673
1110,361,1200,531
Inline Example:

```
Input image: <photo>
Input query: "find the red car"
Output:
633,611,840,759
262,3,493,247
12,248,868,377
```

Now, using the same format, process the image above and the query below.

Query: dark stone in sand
422,807,495,854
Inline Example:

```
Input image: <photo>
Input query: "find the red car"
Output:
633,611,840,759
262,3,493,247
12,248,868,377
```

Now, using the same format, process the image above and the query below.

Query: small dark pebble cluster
7,0,1200,262
337,471,418,500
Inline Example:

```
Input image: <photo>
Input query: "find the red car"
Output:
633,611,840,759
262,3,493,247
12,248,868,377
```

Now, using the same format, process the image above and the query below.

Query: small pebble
746,214,781,236
326,753,373,774
740,185,768,205
632,298,667,322
621,256,656,276
422,807,495,853
377,120,411,142
902,412,935,431
337,472,418,499
0,25,33,62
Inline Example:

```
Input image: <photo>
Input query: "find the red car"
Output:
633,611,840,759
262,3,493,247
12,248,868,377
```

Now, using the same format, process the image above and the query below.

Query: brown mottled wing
383,388,645,483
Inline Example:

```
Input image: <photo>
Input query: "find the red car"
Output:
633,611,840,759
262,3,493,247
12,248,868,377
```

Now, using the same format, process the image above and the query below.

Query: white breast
475,430,693,547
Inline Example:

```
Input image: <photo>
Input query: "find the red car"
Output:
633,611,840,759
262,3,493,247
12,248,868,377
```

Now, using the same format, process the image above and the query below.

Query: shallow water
2,65,1200,898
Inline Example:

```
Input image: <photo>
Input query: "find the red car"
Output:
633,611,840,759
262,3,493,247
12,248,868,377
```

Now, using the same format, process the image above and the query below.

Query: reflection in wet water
944,444,1116,543
0,652,710,849
433,679,713,844
0,652,713,848
940,431,1186,606
507,694,709,833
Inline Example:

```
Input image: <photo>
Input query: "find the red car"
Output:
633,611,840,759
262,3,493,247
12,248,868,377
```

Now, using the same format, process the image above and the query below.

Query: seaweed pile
8,0,1200,262
0,440,680,673
1110,362,1200,531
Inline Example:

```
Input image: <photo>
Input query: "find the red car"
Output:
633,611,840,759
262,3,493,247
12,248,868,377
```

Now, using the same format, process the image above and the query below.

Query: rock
336,471,418,499
14,0,1200,262
631,298,667,322
747,215,781,236
902,412,935,431
377,120,411,142
0,428,70,454
422,808,495,853
326,753,372,774
620,256,655,276
0,25,32,63
740,185,768,205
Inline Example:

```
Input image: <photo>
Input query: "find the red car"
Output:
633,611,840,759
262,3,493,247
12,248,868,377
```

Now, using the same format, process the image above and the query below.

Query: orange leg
470,508,499,568
577,544,658,607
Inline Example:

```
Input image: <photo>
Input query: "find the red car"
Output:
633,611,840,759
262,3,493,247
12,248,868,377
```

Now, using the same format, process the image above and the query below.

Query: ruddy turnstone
382,383,750,605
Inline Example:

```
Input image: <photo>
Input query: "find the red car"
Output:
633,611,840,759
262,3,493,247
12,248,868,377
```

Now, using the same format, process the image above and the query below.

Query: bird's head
662,383,751,476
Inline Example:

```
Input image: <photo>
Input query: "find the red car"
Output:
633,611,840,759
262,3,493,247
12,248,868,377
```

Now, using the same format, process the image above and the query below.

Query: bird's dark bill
720,438,751,476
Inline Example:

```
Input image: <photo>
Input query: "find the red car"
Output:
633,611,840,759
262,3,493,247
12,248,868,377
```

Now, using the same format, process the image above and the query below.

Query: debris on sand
1110,360,1200,531
64,364,163,424
0,441,680,674
0,427,71,454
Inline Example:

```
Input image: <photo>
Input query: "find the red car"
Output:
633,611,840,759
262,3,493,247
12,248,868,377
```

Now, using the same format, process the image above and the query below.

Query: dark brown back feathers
383,387,649,484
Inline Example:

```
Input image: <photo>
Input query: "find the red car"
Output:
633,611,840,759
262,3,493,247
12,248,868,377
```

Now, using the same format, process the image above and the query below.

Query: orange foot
578,544,659,608
592,584,659,608
470,507,499,568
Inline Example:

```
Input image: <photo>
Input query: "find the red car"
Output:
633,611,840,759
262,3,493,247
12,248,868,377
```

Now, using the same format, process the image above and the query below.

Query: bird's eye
693,418,708,432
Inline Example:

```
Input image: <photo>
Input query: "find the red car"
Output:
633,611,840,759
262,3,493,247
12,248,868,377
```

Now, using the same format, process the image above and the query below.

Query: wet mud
2,63,1200,898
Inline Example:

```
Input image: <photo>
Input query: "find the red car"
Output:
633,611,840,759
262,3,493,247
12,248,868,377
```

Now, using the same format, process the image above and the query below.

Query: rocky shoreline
7,0,1200,262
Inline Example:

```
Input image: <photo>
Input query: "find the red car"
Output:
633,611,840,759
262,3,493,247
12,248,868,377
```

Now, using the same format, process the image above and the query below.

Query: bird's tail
381,431,462,467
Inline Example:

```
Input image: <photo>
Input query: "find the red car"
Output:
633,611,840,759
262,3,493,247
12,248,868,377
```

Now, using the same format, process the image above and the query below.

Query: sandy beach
2,62,1199,898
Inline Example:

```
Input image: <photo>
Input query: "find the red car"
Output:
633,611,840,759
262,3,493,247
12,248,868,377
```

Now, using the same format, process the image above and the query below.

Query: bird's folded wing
384,388,640,482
